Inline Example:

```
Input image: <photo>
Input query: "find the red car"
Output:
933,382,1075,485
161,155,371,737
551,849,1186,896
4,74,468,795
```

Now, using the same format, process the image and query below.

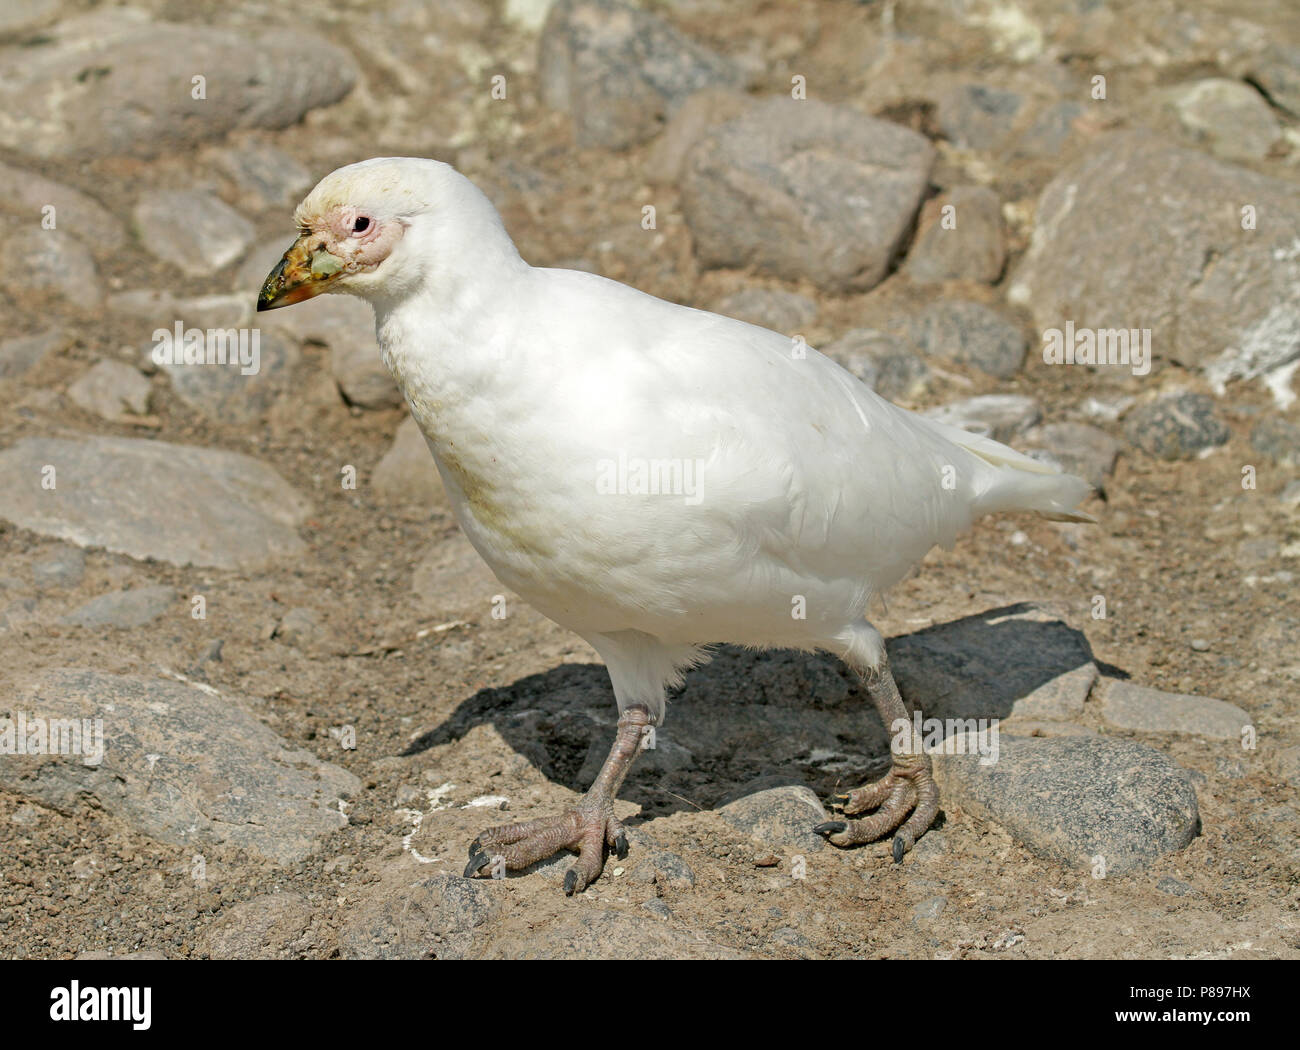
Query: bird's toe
463,803,626,893
817,760,940,852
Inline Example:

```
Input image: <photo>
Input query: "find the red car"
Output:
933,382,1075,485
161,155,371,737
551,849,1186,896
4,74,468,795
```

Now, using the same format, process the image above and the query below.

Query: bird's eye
352,216,370,234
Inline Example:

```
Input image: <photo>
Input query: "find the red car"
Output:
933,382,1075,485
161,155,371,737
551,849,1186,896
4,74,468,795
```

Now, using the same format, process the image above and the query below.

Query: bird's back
527,265,1088,568
416,265,1090,644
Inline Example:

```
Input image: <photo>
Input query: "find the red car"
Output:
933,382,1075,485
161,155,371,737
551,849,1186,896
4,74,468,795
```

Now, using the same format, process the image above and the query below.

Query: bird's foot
464,792,629,895
464,704,649,895
815,756,939,862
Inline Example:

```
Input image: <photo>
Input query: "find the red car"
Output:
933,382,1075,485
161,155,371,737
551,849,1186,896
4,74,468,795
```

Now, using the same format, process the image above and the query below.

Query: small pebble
1190,639,1210,652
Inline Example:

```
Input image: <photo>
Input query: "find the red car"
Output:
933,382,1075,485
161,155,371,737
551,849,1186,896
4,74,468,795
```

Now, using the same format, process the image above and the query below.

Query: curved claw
814,820,848,837
464,851,491,878
829,794,851,809
613,832,629,859
892,836,906,863
467,836,483,860
563,868,581,896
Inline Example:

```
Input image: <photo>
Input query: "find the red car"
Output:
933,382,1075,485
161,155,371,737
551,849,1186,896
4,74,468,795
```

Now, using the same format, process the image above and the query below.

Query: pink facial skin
304,205,405,275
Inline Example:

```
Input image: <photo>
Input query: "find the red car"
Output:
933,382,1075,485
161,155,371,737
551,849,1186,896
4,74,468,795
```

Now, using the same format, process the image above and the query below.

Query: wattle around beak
256,234,346,311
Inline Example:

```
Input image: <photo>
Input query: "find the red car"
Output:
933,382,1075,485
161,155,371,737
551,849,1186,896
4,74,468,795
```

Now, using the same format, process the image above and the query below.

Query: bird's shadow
404,602,1116,820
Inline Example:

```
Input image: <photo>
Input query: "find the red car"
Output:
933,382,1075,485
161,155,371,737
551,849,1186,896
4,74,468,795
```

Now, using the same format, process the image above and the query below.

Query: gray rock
906,185,1006,285
1124,393,1229,460
0,436,311,570
625,828,695,890
715,288,818,334
1008,133,1300,386
343,0,490,106
717,778,828,853
0,9,358,160
0,0,61,34
913,895,948,922
1098,679,1251,740
911,300,1027,379
1017,422,1122,492
539,0,743,150
1156,875,1197,898
932,734,1200,874
110,290,252,333
1,597,40,632
207,140,314,210
157,329,298,425
0,329,69,379
1250,417,1300,467
262,295,400,410
340,871,498,960
1159,78,1281,162
331,342,403,410
822,329,931,401
66,360,152,421
3,229,100,304
0,669,360,864
889,603,1096,723
373,416,446,507
32,547,85,590
475,907,749,959
1000,720,1097,739
1012,101,1084,158
923,394,1042,443
682,98,934,293
644,87,751,183
198,892,315,959
0,160,126,248
937,83,1023,150
1268,744,1300,789
10,803,45,827
134,191,256,276
60,585,175,628
1243,43,1300,117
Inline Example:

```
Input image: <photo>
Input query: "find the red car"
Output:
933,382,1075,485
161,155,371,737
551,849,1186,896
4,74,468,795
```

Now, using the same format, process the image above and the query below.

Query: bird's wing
531,268,1089,595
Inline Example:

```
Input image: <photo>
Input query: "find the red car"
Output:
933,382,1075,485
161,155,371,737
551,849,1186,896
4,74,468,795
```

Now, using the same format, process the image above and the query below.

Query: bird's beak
256,234,346,311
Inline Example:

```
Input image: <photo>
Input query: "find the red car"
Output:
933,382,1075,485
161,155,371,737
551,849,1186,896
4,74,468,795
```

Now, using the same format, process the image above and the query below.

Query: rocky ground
1,0,1298,960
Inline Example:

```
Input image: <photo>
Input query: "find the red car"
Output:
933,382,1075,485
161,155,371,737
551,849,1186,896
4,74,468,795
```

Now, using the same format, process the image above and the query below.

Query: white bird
259,157,1092,894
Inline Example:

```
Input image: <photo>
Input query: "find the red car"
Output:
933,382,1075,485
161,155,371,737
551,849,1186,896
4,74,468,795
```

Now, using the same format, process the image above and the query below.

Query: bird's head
257,156,505,313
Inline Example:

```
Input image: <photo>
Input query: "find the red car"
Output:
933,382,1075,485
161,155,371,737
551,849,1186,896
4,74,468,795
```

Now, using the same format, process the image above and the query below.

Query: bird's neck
374,257,532,435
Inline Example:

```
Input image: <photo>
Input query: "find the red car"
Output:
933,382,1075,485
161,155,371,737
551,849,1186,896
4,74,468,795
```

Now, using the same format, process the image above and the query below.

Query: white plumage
260,157,1092,890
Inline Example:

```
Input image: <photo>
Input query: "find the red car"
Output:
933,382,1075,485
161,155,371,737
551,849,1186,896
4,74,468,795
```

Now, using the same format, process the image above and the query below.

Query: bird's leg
816,658,939,861
464,704,650,895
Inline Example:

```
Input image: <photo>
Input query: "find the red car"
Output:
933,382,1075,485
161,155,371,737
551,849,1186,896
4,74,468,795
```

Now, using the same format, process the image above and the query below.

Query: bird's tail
930,419,1096,523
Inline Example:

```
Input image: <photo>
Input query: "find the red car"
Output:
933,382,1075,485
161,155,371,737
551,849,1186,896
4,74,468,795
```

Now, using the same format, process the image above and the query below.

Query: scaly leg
815,657,939,861
465,704,650,895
